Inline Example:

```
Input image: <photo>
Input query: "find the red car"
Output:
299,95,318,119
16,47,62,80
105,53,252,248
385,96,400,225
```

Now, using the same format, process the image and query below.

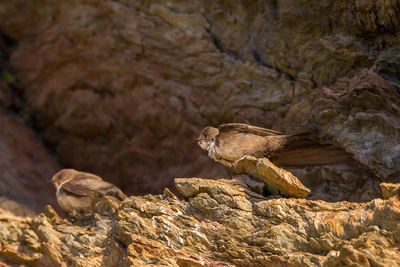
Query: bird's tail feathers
272,144,354,166
273,132,355,166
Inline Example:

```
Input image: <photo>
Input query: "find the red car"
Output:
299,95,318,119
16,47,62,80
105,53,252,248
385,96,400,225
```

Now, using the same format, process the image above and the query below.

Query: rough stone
1,177,400,266
0,109,60,214
380,182,400,200
234,156,311,198
0,1,399,266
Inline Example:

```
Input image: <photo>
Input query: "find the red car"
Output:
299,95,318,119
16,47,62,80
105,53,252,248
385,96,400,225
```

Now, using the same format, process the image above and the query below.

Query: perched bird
197,123,354,168
50,169,127,214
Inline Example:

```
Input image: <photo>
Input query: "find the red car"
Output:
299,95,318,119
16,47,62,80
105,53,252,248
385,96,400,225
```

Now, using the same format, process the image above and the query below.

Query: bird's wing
62,174,126,199
96,186,127,201
61,179,97,197
218,123,284,136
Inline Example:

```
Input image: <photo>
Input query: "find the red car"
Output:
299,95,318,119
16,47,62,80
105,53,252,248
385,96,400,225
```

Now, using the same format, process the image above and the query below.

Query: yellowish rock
234,155,311,198
1,175,400,266
380,182,400,199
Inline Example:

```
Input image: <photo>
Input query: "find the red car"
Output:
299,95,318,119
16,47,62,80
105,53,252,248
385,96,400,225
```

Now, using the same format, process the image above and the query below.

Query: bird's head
49,169,77,187
196,126,219,150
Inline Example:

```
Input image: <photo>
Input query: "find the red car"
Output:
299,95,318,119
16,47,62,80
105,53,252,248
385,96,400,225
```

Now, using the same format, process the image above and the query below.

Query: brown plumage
197,123,354,168
50,169,126,214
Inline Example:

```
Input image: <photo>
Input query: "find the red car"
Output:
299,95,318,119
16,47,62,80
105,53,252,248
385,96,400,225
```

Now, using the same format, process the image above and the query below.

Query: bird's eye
58,174,63,179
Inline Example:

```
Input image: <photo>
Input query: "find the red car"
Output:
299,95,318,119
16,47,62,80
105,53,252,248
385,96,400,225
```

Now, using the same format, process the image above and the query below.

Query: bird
50,169,127,214
196,123,354,169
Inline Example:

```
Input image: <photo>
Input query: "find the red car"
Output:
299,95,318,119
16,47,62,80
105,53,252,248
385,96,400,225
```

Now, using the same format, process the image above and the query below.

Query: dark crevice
70,84,117,98
0,32,17,59
114,240,128,255
208,29,224,54
206,28,238,60
0,31,47,139
0,32,25,111
252,50,273,68
205,26,297,84
252,49,297,82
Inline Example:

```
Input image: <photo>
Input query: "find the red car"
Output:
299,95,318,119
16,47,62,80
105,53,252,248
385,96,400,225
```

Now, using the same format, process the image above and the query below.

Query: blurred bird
197,123,354,168
50,169,127,214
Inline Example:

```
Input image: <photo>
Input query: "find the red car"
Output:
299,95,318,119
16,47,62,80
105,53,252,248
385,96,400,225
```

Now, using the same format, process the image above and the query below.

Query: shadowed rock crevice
0,109,59,214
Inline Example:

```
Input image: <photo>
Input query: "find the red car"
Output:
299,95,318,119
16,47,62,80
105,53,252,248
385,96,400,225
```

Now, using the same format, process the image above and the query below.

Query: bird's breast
207,140,218,160
56,189,92,213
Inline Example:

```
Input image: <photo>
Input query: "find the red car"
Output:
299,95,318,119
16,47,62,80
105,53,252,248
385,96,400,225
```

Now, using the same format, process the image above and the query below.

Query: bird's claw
232,156,247,169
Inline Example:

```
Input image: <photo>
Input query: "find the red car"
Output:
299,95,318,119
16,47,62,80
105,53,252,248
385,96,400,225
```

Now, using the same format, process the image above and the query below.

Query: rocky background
1,1,400,266
0,0,399,220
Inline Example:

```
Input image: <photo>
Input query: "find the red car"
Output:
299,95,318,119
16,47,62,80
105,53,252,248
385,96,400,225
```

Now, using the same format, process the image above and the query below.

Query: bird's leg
232,155,253,169
213,158,236,169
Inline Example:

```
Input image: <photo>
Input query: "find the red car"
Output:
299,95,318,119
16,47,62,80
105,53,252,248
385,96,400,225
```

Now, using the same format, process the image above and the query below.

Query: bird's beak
47,179,53,183
195,138,201,142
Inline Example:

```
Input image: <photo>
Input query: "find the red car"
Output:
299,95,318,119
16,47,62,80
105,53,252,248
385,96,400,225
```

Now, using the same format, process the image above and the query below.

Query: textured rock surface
380,182,400,200
1,176,400,266
0,0,399,198
234,156,311,198
0,109,59,214
0,1,399,266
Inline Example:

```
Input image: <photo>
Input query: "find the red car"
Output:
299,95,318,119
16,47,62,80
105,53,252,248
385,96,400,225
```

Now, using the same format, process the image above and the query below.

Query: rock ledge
1,175,400,266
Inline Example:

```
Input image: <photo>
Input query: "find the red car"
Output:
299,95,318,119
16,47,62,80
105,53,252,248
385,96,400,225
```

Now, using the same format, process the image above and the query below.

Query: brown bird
50,169,127,214
197,123,353,168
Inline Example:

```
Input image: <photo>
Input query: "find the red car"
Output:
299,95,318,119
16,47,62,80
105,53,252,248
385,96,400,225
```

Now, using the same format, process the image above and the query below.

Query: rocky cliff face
0,0,399,198
0,109,59,214
0,1,400,265
1,176,400,266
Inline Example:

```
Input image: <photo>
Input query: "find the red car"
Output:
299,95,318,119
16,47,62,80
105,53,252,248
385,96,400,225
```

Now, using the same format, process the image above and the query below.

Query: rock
283,70,400,179
0,109,60,214
0,1,399,200
234,156,311,198
380,182,400,200
1,176,400,266
0,36,14,109
0,1,399,266
0,81,13,109
0,197,35,218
